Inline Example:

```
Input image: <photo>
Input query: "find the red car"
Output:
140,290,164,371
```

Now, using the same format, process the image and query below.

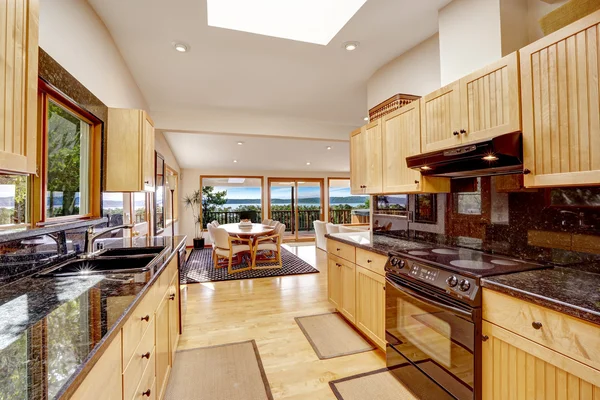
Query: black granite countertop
325,232,430,256
482,268,600,325
0,235,186,400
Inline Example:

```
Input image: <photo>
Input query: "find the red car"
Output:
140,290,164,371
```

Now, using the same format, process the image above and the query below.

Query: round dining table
219,223,275,241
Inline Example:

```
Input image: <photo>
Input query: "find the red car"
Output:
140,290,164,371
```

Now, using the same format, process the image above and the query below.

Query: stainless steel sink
40,254,158,277
96,246,165,258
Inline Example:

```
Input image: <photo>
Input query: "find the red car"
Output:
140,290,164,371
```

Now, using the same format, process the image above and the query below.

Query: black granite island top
482,267,600,326
325,232,431,256
0,235,186,400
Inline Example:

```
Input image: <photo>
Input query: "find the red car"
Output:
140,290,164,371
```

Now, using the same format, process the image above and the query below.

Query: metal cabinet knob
141,352,150,359
141,315,150,322
142,389,151,397
453,131,459,136
482,335,489,342
367,259,372,263
532,321,542,330
460,129,467,134
169,294,176,300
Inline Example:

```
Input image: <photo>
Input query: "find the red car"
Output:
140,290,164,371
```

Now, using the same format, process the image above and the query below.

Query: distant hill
224,196,368,205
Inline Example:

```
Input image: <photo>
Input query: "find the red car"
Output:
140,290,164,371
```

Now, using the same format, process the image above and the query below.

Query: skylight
206,0,367,45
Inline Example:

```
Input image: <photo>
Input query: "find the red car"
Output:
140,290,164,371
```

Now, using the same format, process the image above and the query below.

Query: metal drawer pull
336,248,341,251
367,259,372,263
169,294,176,300
532,321,542,330
482,335,489,342
141,352,150,359
142,389,151,397
141,315,150,322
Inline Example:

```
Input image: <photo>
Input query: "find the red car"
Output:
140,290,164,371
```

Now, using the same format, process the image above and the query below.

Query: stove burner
432,249,460,255
490,259,519,266
408,250,430,256
450,260,495,270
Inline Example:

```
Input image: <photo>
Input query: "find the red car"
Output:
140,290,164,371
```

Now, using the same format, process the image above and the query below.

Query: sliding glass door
268,179,324,241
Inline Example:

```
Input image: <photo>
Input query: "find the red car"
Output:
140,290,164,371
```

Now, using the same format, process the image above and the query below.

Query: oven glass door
386,275,475,400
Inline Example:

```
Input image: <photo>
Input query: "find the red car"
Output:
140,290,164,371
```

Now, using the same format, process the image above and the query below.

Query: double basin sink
40,246,166,277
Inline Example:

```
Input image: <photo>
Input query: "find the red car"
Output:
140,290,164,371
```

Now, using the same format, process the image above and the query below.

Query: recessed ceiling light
482,154,499,161
363,116,369,121
233,160,238,163
306,162,311,166
237,141,244,145
421,166,431,171
326,146,332,150
173,43,189,52
207,0,367,45
343,41,359,51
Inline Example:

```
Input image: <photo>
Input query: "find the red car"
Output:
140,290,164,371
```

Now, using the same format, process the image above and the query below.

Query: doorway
268,178,324,241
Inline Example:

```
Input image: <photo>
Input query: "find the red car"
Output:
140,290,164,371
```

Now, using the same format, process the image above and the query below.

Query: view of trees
0,175,27,225
0,333,27,399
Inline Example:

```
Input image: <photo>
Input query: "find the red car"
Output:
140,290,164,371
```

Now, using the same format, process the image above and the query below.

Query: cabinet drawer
355,248,386,276
327,240,355,263
131,348,156,400
483,288,600,372
122,285,156,366
123,318,155,400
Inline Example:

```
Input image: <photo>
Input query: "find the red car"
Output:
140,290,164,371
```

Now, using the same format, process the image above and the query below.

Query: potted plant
184,189,205,249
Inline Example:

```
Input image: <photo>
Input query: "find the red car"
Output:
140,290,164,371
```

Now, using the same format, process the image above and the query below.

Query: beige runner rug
164,340,273,400
295,312,375,359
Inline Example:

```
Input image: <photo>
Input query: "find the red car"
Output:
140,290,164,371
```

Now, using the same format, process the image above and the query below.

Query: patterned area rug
182,247,319,283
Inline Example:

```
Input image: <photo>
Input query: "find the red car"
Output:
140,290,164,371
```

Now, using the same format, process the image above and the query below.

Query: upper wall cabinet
105,108,155,192
420,52,521,153
382,101,450,194
520,11,600,188
0,0,39,175
350,121,382,194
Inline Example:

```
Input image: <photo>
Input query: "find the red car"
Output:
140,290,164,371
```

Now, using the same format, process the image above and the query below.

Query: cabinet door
460,52,521,144
327,257,342,309
155,295,170,400
482,321,600,400
382,102,422,193
363,120,383,194
355,265,385,349
106,108,143,192
142,114,155,191
168,276,180,365
350,128,365,194
0,0,38,174
520,14,600,188
420,82,462,152
339,261,355,324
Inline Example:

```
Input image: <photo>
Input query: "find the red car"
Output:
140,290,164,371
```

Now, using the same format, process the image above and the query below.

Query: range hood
406,132,523,178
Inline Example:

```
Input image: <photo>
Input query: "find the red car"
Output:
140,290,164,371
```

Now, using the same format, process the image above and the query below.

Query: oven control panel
386,256,479,303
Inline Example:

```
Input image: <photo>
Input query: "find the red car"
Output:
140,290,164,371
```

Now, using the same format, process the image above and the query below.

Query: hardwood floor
179,244,386,399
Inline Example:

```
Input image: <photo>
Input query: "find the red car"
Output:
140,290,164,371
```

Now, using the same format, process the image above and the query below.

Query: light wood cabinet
327,256,342,309
71,332,123,400
355,265,386,350
168,276,180,364
349,121,382,194
105,108,155,192
420,82,462,152
482,321,600,400
0,0,38,174
382,102,450,194
340,261,356,324
155,294,170,400
520,11,600,188
420,53,520,153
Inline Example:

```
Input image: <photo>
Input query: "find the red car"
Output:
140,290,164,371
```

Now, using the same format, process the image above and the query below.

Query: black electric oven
385,273,482,400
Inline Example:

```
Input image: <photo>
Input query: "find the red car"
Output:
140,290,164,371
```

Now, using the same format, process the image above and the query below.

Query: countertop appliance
406,132,522,178
384,244,547,399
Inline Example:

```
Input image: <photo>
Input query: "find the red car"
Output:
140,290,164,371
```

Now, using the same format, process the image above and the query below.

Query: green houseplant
183,189,204,249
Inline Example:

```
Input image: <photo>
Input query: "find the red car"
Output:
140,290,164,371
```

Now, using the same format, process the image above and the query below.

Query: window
454,177,482,215
134,193,148,224
200,176,263,227
0,175,28,227
45,100,91,219
102,193,127,226
328,178,368,224
374,195,408,215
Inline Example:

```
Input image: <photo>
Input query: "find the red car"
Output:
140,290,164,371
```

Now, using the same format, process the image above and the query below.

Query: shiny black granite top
325,232,428,256
0,235,186,400
0,218,106,243
482,268,600,325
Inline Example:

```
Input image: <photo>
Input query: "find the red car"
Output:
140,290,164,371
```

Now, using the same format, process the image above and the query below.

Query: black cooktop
390,244,549,279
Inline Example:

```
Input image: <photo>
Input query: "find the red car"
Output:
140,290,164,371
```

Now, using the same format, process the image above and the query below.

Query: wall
527,0,570,43
366,34,441,109
179,169,350,246
39,0,148,110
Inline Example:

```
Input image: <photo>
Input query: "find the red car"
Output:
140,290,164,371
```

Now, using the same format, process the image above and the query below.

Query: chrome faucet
82,224,134,258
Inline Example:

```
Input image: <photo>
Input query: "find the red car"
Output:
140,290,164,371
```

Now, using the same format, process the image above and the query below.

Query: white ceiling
164,132,349,172
88,0,451,171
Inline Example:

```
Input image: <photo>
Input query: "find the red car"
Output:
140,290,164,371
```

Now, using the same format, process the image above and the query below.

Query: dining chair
211,220,220,227
252,223,285,269
212,226,253,274
268,220,278,226
261,219,272,225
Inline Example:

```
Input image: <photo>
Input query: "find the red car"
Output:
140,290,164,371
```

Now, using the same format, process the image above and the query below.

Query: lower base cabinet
156,295,171,399
355,266,385,349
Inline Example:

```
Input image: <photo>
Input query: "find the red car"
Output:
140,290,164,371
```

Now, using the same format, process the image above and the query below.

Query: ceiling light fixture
237,141,244,145
233,159,238,163
343,41,359,51
173,42,189,52
306,162,311,166
326,146,332,150
421,166,431,171
482,154,499,161
363,117,369,121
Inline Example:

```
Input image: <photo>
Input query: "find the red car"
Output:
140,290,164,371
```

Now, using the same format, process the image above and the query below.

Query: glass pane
102,193,125,226
328,179,369,224
297,181,322,239
46,100,90,218
455,178,482,215
201,177,263,227
0,175,28,226
134,193,147,223
270,181,294,239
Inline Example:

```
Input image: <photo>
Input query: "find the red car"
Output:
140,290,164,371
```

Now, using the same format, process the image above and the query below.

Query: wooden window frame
34,79,102,226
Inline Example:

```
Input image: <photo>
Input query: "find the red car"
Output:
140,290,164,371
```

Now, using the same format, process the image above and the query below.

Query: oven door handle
386,277,475,321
